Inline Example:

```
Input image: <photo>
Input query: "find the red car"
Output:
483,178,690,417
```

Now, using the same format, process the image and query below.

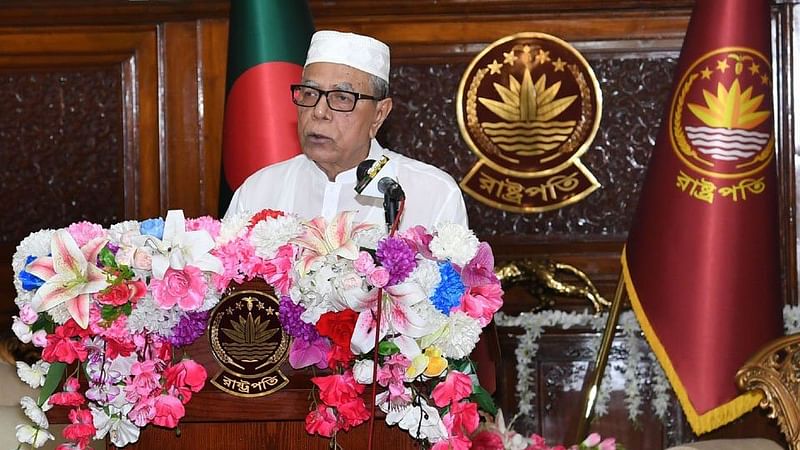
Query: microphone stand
383,194,400,233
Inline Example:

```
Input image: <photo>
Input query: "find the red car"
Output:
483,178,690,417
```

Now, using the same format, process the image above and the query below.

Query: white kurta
224,139,468,230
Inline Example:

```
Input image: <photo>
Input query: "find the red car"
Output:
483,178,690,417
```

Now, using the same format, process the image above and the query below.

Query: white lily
147,210,223,279
26,230,108,328
350,282,437,354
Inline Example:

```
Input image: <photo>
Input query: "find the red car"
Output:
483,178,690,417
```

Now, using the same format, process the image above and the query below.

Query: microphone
377,177,405,201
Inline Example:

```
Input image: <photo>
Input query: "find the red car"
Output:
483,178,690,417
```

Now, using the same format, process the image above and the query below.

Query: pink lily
292,211,375,274
26,230,108,328
349,282,437,354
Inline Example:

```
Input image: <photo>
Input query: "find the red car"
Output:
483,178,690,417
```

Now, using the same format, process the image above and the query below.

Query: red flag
219,0,314,213
623,0,783,434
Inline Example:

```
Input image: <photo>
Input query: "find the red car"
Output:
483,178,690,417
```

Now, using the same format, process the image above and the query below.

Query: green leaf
121,302,133,316
101,305,121,322
470,385,497,416
30,314,55,334
378,341,400,356
38,362,66,406
98,247,117,268
448,357,472,373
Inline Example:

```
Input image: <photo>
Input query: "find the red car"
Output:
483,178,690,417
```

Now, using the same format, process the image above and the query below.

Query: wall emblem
670,47,773,204
457,32,602,213
208,289,289,397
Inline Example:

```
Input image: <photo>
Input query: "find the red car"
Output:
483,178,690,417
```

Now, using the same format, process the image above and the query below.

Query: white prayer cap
304,30,390,83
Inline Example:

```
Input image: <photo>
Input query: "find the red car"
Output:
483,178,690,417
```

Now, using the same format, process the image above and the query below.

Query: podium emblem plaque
207,288,290,397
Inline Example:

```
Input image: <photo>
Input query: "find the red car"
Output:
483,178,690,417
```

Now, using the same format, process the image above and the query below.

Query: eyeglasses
290,84,382,112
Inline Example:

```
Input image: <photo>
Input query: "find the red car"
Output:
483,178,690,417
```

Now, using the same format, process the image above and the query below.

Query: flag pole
574,273,625,442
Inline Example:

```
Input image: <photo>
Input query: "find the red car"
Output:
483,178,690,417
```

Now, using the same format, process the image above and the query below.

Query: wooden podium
124,281,421,450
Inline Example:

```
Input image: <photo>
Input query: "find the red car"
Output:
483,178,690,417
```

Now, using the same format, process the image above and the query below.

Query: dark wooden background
0,0,798,448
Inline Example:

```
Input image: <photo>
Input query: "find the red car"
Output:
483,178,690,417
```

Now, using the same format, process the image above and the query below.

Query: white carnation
15,423,54,448
46,303,72,325
407,258,441,298
217,212,251,244
250,214,303,259
431,311,481,359
429,223,479,266
108,220,141,240
126,295,181,336
16,361,50,389
12,229,55,296
14,291,34,308
352,225,386,250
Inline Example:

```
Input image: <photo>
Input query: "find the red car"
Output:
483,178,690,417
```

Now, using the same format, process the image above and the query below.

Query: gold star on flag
700,67,713,79
716,58,730,73
488,59,503,74
749,62,760,75
553,57,567,72
535,49,551,65
503,51,517,65
761,74,770,85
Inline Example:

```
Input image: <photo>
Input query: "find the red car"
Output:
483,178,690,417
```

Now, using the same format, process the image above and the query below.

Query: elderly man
224,30,495,393
224,30,467,230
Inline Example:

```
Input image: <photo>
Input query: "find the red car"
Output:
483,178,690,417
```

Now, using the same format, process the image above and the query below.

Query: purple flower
279,296,318,341
376,237,417,286
168,310,210,347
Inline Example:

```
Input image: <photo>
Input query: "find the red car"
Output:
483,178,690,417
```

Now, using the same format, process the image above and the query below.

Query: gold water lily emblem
208,288,289,398
457,32,602,213
670,47,774,179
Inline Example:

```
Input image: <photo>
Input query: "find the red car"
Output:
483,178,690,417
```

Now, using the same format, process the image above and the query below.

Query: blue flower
431,262,465,314
19,256,45,291
140,218,165,239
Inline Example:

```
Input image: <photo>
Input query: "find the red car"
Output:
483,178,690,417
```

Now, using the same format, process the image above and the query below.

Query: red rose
316,309,358,348
95,280,146,306
327,343,354,368
305,404,338,438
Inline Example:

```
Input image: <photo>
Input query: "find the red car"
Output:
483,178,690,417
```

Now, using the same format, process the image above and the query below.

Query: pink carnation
184,216,221,239
67,221,106,247
150,266,208,311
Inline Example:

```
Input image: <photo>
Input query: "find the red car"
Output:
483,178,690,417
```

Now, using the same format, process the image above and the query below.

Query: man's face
297,62,392,179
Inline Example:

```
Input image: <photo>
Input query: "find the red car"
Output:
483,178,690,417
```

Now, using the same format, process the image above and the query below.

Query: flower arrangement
10,207,621,450
11,211,224,448
268,211,506,447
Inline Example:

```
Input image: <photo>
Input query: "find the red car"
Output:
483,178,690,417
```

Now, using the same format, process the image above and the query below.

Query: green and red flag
220,0,314,212
623,0,782,434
